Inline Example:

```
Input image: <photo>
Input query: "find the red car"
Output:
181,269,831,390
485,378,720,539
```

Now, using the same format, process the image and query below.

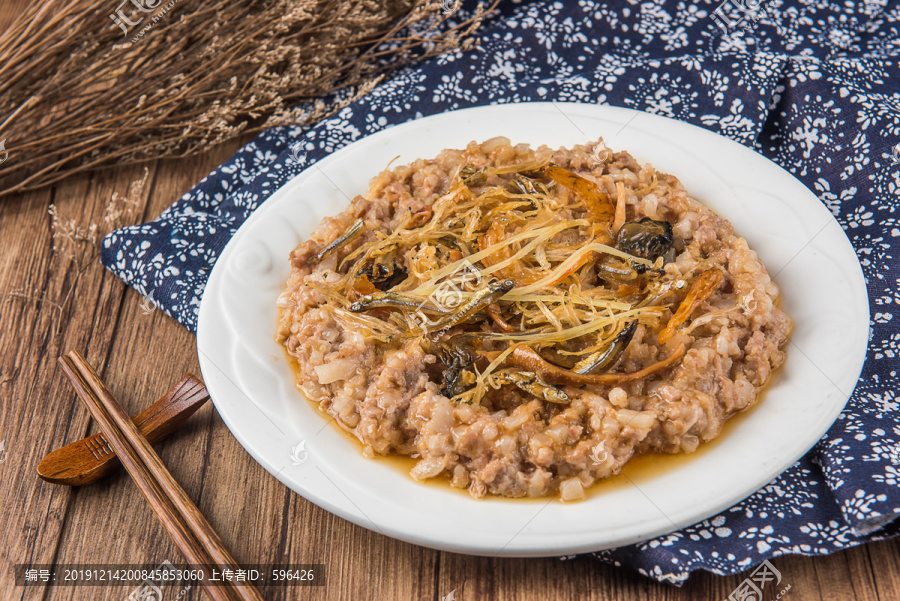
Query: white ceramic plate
196,103,869,557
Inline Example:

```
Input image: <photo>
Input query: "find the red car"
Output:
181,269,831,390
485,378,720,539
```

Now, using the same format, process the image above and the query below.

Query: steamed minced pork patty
276,138,791,501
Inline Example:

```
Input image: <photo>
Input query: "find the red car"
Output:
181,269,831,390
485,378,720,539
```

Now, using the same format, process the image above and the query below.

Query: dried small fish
425,279,515,333
510,176,540,196
573,321,637,375
595,259,639,282
637,278,687,307
350,291,452,314
460,165,487,187
497,369,570,404
596,257,662,284
310,219,364,265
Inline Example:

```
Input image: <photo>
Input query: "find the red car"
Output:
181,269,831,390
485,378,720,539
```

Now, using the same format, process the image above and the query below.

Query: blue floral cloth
102,0,900,584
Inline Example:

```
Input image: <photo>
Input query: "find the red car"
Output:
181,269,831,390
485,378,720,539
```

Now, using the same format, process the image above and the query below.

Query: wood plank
867,538,900,601
811,543,880,601
0,161,158,598
40,149,238,601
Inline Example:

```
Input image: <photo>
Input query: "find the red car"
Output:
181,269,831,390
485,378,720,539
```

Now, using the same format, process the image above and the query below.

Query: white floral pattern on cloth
101,0,900,584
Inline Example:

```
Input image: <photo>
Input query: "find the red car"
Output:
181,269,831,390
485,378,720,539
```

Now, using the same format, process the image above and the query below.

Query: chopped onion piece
314,359,357,384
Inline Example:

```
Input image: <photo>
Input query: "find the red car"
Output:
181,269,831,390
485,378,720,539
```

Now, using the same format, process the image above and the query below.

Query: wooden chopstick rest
38,374,209,486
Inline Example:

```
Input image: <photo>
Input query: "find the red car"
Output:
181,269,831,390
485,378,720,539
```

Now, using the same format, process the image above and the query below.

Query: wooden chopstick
59,351,264,601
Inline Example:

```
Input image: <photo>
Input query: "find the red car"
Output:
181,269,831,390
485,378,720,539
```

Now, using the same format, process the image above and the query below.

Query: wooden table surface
2,9,900,601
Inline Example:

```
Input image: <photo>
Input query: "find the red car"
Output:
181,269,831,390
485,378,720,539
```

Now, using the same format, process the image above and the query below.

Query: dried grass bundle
0,0,497,198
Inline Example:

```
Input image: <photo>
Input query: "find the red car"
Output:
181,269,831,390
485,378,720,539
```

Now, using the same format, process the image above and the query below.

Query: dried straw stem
0,0,497,198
